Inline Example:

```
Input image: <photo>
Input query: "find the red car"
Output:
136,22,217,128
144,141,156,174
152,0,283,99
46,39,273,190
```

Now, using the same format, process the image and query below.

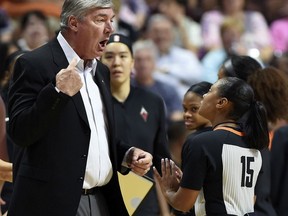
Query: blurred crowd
1,0,288,215
1,0,288,112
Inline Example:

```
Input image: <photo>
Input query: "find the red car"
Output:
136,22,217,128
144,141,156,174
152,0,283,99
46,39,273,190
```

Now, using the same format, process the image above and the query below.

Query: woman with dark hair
173,81,212,216
247,66,288,126
218,56,288,139
270,125,288,216
218,55,262,81
17,10,50,51
181,81,213,170
101,33,171,216
247,66,288,216
154,77,269,215
218,55,287,216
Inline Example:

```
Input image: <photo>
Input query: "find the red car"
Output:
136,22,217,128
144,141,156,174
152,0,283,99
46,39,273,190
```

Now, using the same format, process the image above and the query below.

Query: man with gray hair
146,13,204,98
132,39,183,122
7,0,153,215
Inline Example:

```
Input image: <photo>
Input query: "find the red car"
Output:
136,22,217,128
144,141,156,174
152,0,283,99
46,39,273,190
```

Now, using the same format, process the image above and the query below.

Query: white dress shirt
57,33,112,189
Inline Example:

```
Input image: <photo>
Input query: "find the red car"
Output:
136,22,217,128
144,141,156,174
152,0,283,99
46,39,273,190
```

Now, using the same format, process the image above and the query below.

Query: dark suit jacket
7,37,130,216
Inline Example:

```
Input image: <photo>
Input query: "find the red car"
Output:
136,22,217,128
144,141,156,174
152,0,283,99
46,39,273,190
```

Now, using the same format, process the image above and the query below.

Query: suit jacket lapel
50,38,89,127
50,38,68,71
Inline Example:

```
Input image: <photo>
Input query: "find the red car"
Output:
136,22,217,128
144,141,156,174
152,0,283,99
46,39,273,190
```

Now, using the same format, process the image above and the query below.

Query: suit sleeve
8,55,70,146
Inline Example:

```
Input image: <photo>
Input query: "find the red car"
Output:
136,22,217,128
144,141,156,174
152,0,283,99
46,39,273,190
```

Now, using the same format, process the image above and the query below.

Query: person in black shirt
154,77,269,215
101,33,171,216
271,125,288,216
173,81,212,216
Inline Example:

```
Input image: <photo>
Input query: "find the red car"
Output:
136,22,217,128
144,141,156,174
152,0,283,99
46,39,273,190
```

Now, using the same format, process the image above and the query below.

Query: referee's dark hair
217,77,269,150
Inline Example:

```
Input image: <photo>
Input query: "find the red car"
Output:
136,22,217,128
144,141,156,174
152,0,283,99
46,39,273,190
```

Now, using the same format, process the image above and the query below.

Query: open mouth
99,39,108,49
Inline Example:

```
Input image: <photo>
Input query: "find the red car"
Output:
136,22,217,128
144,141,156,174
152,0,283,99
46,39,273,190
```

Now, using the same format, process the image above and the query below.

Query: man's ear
216,97,228,108
68,16,78,32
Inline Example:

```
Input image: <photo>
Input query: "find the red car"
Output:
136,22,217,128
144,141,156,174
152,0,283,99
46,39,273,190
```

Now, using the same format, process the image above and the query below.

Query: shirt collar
57,32,97,75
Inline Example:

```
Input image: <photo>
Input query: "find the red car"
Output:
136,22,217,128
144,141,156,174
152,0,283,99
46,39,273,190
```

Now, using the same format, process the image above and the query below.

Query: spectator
269,51,288,76
17,10,50,51
270,16,288,54
202,17,246,83
186,0,219,23
116,0,148,42
246,67,288,130
158,0,203,55
263,0,288,24
146,13,203,98
0,42,23,105
217,55,262,81
0,9,13,43
112,0,141,42
201,0,273,63
132,39,183,122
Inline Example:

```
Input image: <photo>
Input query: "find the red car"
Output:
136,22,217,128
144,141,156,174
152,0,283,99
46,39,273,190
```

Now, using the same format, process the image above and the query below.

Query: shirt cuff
122,147,135,168
54,86,60,93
